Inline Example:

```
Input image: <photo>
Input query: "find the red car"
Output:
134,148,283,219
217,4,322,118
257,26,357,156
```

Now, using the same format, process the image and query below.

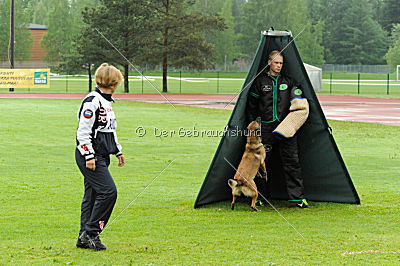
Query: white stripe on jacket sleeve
77,101,98,160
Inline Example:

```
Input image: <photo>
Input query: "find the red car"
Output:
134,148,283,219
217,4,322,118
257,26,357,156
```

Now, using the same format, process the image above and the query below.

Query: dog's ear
228,179,237,188
247,121,256,134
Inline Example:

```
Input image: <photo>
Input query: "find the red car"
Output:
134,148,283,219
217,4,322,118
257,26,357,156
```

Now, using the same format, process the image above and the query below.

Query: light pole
9,0,15,92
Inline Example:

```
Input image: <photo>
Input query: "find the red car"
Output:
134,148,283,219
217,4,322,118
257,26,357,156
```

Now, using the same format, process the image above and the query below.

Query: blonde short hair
268,50,283,61
95,63,123,89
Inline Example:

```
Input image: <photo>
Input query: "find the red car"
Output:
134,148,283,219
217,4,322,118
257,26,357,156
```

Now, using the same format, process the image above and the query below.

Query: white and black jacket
76,87,122,161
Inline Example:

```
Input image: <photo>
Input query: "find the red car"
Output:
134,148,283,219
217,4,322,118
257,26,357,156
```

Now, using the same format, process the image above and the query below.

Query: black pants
75,149,117,236
256,123,304,200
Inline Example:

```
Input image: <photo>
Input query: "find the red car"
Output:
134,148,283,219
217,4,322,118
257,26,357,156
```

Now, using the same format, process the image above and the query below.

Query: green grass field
1,99,400,264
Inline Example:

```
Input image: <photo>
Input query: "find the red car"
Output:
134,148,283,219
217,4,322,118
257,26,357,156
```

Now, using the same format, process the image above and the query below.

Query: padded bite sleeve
273,98,309,138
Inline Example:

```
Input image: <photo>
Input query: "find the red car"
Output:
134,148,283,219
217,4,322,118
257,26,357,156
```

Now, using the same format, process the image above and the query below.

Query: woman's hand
117,155,125,167
86,159,96,171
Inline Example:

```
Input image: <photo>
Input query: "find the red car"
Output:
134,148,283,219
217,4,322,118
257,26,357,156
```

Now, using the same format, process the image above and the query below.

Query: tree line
0,0,400,92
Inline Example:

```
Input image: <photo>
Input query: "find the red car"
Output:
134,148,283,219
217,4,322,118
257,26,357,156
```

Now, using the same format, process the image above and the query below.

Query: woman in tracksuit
75,63,126,250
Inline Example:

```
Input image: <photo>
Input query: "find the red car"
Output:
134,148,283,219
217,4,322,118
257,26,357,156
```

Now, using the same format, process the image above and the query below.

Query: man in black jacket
247,50,310,208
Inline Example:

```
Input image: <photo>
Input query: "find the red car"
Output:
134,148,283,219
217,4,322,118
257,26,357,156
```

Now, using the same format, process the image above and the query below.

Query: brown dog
228,117,267,211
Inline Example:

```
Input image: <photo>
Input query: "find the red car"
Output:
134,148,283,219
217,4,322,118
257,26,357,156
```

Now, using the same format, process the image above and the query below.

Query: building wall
30,29,47,61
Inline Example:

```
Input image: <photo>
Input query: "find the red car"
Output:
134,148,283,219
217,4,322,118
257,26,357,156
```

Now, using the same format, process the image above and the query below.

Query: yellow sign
0,69,50,88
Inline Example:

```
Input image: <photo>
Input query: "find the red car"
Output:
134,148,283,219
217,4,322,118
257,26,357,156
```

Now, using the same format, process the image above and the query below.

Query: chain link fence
319,64,391,74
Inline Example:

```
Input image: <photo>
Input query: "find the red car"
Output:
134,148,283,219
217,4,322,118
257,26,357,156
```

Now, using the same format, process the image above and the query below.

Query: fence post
141,71,144,94
179,71,182,94
387,73,390,95
66,72,69,93
329,73,332,94
88,64,92,92
357,73,360,94
217,71,220,93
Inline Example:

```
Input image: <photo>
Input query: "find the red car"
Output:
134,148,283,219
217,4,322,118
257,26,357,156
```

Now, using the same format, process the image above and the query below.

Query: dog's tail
228,179,243,188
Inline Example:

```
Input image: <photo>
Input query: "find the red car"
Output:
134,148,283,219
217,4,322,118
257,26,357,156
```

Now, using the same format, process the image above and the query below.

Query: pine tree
0,0,33,61
237,0,325,64
214,0,239,69
237,0,273,58
30,0,50,25
145,0,225,92
77,0,154,93
380,0,400,33
385,24,400,70
307,0,388,64
322,0,387,64
191,0,238,68
40,0,75,62
232,0,246,35
283,0,325,64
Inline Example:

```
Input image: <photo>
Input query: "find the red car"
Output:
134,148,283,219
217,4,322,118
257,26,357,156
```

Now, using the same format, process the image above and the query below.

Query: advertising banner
0,69,50,88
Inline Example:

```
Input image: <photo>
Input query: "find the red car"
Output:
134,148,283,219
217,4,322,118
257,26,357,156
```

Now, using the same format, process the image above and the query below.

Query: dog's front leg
260,161,267,179
256,171,263,179
231,194,236,210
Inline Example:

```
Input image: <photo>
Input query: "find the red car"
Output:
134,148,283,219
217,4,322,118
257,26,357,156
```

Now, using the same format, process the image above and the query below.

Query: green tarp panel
194,29,360,208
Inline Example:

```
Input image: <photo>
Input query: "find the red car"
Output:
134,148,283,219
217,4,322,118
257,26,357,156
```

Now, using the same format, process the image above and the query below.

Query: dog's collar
247,142,263,150
247,142,262,145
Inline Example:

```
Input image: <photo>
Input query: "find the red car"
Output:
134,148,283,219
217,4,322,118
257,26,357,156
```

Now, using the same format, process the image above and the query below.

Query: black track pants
75,149,117,236
260,123,304,200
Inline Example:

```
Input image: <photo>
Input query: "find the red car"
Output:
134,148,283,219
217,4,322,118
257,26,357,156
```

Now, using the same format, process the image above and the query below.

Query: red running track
1,93,399,126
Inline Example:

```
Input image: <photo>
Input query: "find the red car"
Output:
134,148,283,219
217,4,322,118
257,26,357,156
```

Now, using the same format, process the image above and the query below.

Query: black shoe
86,233,107,251
76,232,89,249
